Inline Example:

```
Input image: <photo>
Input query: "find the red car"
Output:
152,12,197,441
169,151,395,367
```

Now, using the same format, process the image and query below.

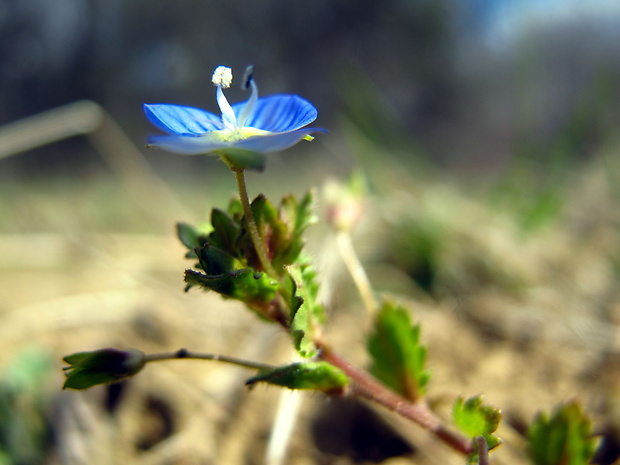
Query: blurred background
2,1,620,464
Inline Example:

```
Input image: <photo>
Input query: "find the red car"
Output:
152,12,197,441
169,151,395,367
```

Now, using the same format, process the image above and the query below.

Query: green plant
61,65,601,465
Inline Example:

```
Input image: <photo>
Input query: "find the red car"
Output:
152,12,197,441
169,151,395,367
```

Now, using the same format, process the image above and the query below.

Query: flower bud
62,348,145,390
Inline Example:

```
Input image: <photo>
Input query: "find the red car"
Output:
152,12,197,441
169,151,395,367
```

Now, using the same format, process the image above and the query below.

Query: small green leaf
453,395,502,463
277,191,317,266
226,197,244,220
194,242,237,276
246,362,348,393
185,268,279,317
366,301,431,401
62,348,145,390
208,208,242,255
180,200,282,320
237,193,317,273
527,401,599,465
177,222,208,258
287,263,326,358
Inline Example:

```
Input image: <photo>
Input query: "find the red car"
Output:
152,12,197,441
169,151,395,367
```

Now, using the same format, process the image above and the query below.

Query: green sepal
366,301,431,401
218,148,267,172
287,263,326,358
62,348,145,390
453,395,502,463
246,362,348,394
527,401,599,465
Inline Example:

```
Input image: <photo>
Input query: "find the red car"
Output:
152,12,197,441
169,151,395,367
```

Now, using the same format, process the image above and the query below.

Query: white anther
212,66,233,88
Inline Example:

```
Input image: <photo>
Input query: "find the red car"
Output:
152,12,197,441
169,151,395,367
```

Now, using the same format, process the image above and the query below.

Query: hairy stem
318,342,474,455
234,170,278,277
144,348,274,371
477,436,489,465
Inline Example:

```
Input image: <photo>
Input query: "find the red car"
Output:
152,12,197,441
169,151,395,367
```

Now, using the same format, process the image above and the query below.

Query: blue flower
144,66,325,155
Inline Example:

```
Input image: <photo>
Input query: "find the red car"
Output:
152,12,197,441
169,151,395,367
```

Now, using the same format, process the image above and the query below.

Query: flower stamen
212,66,233,88
212,66,237,131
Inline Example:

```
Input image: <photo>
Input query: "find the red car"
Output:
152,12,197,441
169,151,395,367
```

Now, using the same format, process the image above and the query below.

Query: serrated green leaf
453,395,502,462
246,362,348,393
366,301,431,401
527,401,599,465
287,263,325,358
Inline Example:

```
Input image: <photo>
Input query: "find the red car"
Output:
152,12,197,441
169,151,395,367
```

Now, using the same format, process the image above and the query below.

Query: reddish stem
318,343,474,455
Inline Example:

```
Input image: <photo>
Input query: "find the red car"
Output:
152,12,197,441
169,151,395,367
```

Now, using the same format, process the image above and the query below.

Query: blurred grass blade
0,100,103,159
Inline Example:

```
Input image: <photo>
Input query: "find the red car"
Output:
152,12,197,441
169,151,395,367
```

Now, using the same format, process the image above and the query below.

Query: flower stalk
144,348,275,371
232,168,279,277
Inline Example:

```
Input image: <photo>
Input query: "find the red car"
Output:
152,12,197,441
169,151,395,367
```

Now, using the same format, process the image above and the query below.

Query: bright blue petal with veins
146,134,232,154
147,127,326,155
232,95,317,133
144,104,224,136
144,69,324,158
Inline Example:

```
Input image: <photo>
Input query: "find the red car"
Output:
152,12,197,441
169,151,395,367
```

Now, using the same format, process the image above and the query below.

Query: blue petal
146,127,326,155
144,104,224,136
232,95,317,133
146,134,231,155
233,128,327,152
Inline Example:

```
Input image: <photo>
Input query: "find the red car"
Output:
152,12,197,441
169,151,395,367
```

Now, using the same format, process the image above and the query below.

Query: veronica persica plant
143,65,325,169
